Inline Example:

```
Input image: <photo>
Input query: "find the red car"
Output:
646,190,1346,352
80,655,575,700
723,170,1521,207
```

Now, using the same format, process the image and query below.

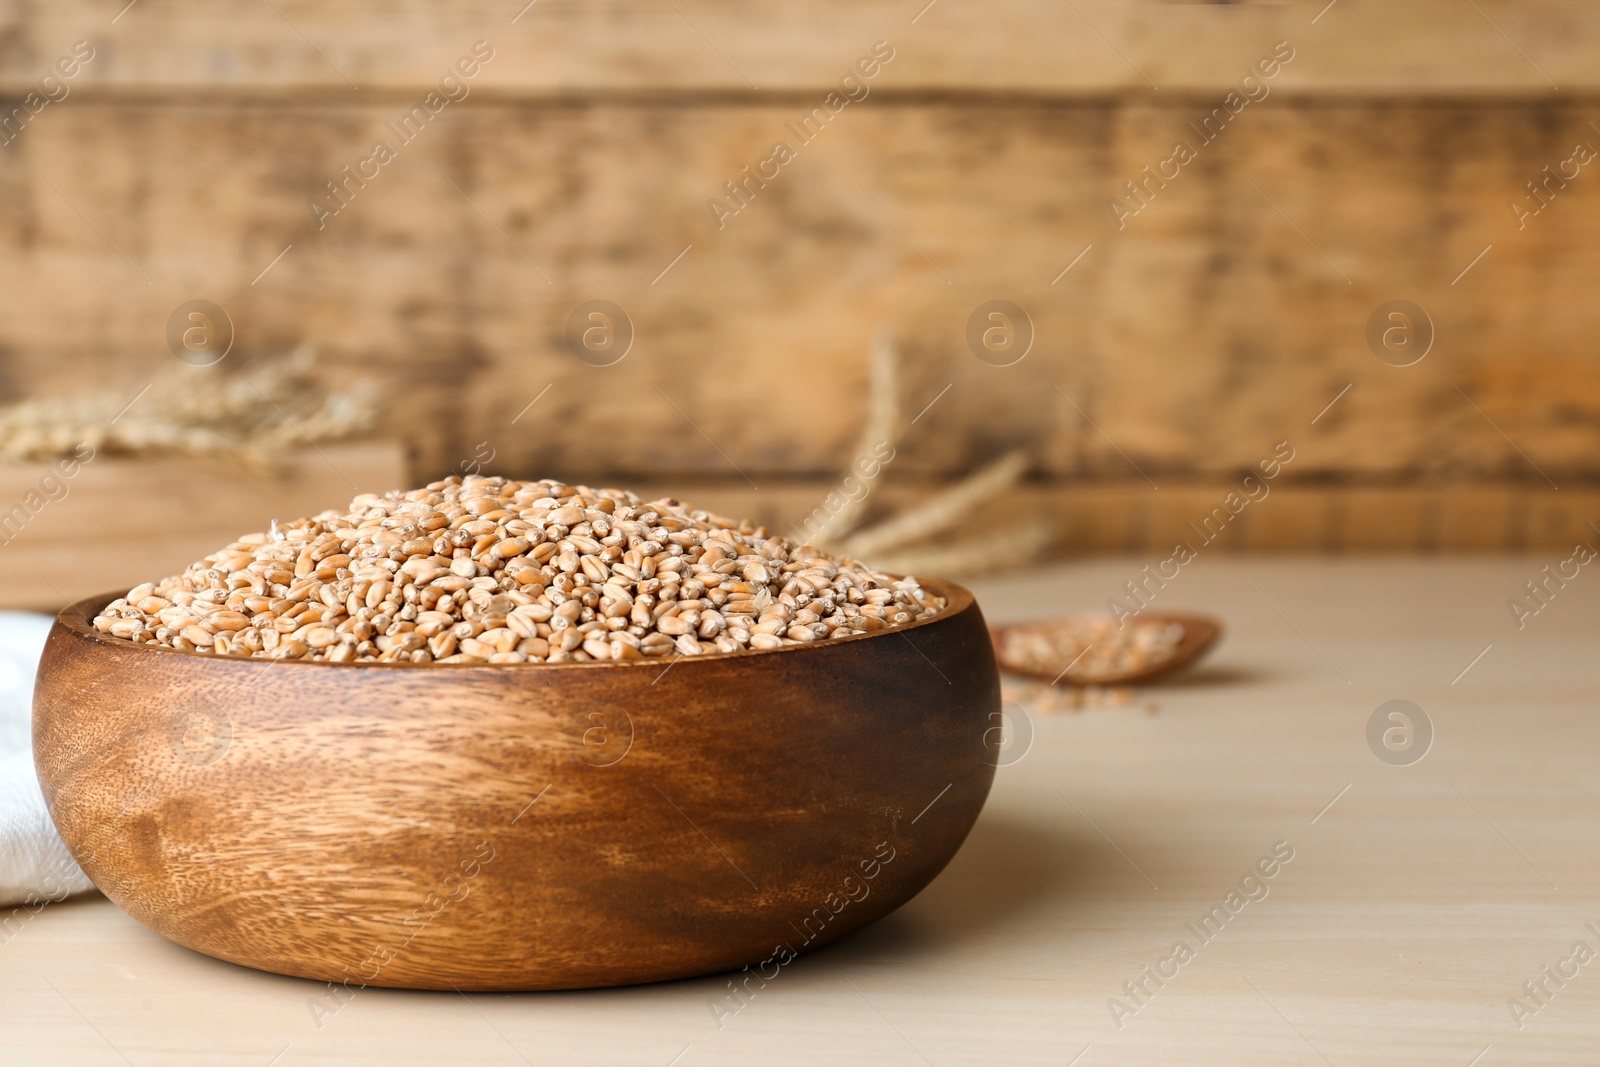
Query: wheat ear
810,328,899,546
866,517,1054,577
841,449,1031,559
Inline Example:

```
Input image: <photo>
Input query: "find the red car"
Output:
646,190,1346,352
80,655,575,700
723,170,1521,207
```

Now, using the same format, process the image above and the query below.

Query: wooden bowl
33,580,998,991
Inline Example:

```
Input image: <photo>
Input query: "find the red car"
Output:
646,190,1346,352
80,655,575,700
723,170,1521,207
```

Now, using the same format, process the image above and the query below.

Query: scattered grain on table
1001,677,1145,714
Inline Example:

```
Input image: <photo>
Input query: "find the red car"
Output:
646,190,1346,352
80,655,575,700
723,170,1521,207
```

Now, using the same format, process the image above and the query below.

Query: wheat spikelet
810,329,899,547
0,347,379,469
865,517,1054,578
798,330,1049,574
842,449,1031,559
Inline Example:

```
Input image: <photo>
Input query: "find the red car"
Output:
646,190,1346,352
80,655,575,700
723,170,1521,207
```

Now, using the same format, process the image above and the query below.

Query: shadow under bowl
32,579,999,990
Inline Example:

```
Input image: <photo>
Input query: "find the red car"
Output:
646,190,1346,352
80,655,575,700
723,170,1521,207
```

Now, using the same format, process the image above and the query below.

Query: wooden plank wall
1,1,1598,552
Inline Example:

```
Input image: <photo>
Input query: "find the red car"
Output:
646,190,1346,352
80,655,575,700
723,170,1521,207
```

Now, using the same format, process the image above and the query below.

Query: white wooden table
4,558,1596,1066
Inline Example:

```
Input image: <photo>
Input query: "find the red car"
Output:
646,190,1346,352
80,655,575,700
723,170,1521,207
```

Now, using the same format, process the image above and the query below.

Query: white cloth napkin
0,612,94,908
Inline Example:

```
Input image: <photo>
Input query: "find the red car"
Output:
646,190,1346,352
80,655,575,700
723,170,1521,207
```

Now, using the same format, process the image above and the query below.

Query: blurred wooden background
2,0,1599,553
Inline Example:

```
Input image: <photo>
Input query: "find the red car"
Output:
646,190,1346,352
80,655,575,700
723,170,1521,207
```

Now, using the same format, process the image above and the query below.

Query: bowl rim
52,577,976,673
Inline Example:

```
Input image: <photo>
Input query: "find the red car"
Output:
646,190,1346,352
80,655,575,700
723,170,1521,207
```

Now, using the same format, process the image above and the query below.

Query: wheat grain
92,474,945,664
995,614,1184,682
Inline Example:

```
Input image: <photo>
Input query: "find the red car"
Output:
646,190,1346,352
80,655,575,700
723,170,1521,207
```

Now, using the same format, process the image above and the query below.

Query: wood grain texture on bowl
32,579,998,991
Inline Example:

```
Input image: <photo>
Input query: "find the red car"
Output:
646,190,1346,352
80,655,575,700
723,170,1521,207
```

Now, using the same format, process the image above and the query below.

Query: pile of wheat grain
92,475,944,664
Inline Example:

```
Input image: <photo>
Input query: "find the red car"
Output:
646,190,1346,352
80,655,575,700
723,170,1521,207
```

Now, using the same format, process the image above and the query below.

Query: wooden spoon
990,612,1223,686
